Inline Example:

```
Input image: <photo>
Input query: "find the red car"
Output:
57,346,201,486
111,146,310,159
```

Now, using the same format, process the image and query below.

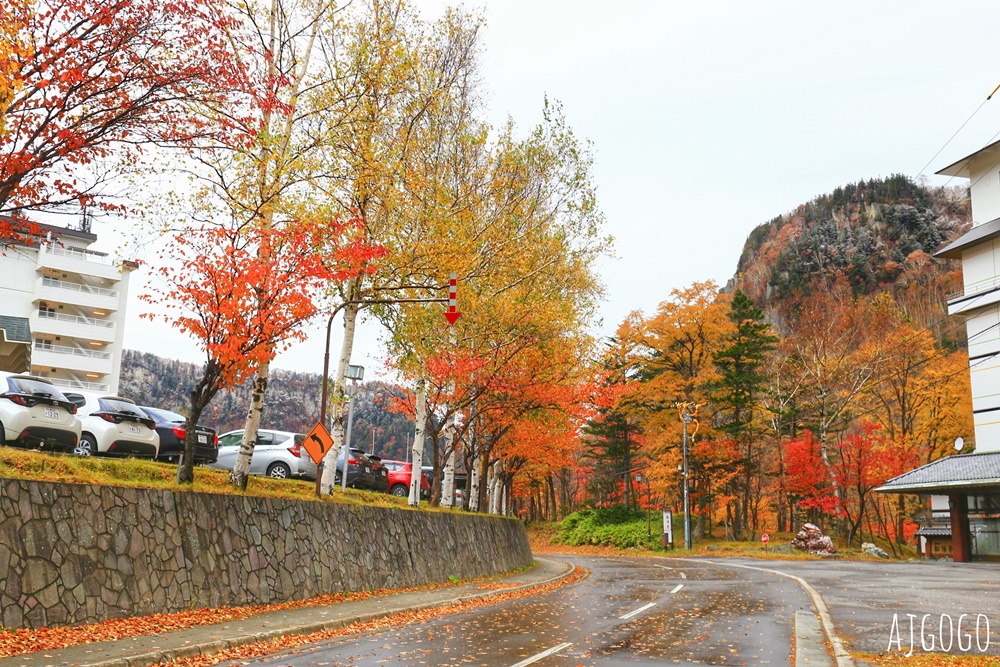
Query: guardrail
43,244,114,266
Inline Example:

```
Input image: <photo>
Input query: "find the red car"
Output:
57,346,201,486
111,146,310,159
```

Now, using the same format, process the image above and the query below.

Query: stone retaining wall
0,479,533,629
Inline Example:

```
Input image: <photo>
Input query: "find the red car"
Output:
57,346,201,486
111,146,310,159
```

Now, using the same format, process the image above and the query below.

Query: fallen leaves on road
152,566,586,667
0,566,546,659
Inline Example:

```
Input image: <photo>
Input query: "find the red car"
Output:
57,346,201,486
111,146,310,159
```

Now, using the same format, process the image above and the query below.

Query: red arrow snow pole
445,273,461,325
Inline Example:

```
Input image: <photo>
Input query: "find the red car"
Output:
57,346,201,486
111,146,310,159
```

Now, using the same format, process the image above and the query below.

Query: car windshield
99,398,144,418
143,407,185,423
6,377,69,400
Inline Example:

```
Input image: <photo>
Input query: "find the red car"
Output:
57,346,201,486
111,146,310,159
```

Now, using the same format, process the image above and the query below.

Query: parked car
0,372,81,452
382,459,430,498
422,465,467,507
367,454,390,493
62,391,159,458
211,429,316,480
335,448,387,491
139,406,218,464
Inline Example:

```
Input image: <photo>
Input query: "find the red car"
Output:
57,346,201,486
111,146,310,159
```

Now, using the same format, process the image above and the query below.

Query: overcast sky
113,0,1000,380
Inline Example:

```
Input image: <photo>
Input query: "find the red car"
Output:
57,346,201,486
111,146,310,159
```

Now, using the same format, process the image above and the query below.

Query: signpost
662,510,673,550
762,532,770,552
305,422,334,498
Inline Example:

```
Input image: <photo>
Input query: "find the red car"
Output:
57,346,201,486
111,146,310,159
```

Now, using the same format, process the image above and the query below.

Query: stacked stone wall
0,479,533,629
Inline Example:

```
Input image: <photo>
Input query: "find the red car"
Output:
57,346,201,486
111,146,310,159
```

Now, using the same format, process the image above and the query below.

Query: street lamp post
678,403,699,551
340,364,364,493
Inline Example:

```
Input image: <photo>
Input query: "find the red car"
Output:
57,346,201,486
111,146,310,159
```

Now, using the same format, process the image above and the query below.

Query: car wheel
267,462,291,479
74,434,97,457
390,484,408,497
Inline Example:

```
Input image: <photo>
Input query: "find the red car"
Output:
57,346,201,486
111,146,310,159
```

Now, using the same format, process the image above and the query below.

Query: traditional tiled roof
876,451,1000,494
0,316,31,344
915,526,952,537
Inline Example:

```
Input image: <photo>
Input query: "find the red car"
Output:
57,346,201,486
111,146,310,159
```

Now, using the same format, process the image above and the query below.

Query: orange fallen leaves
151,566,586,667
858,652,1000,666
0,566,578,660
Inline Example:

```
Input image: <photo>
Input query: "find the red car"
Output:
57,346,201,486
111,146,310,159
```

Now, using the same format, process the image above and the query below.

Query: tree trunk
408,377,427,506
320,298,359,494
468,413,481,511
230,361,269,490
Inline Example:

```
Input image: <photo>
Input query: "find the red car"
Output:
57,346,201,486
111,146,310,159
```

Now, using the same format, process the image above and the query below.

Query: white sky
109,0,1000,379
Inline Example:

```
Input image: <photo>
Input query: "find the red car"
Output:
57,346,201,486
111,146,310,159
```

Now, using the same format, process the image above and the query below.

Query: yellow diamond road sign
303,422,334,466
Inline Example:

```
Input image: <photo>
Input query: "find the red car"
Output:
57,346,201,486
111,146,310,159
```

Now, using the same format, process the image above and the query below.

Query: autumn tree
316,0,485,495
0,0,239,237
141,219,376,483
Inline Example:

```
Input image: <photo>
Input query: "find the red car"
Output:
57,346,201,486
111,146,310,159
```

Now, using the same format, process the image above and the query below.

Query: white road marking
619,602,657,620
680,572,687,579
652,564,673,570
509,642,572,667
670,584,684,594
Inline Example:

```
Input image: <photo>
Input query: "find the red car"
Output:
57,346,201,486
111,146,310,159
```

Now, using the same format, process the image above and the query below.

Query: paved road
746,558,1000,656
221,556,815,666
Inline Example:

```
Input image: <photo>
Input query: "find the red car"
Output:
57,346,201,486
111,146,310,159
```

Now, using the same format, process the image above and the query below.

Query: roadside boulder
791,523,836,555
862,542,890,559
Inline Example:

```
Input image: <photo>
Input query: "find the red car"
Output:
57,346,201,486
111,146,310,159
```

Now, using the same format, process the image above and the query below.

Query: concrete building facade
0,219,135,395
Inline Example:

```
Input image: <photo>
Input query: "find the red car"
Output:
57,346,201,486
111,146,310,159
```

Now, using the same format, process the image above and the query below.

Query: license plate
198,434,208,444
129,424,140,434
43,407,59,419
365,466,371,474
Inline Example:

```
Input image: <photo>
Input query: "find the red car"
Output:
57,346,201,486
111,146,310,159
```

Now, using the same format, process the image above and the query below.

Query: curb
64,558,576,667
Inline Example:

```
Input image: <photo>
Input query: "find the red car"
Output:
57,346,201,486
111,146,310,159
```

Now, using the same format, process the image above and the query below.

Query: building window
35,338,53,350
38,305,55,318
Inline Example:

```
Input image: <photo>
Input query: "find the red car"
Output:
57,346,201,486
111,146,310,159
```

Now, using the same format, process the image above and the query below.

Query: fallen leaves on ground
858,652,1000,666
0,565,545,658
152,566,586,667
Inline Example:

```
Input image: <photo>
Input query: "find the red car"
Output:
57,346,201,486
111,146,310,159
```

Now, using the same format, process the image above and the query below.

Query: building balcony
947,278,1000,316
37,243,122,281
34,276,120,312
30,310,116,344
31,342,113,375
47,377,111,394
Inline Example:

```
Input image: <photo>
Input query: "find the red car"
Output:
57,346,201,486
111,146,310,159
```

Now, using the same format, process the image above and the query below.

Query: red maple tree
1,0,243,236
142,218,384,483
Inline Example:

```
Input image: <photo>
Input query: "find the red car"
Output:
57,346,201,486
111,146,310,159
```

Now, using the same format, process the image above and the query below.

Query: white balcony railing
45,245,115,266
41,276,119,299
33,341,112,360
48,378,110,393
37,310,115,328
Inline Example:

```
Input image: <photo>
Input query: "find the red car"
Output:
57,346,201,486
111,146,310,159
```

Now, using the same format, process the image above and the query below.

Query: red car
382,459,430,498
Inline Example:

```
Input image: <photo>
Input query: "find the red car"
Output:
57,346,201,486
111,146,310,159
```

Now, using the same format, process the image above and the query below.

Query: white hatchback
0,372,81,452
63,391,160,459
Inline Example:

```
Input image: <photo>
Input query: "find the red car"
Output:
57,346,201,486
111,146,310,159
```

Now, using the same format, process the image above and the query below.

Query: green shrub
557,506,657,549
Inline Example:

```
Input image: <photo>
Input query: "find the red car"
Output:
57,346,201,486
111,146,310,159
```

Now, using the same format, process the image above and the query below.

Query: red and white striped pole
445,272,461,325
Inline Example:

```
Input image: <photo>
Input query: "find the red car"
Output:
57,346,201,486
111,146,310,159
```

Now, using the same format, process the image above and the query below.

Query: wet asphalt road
224,556,815,666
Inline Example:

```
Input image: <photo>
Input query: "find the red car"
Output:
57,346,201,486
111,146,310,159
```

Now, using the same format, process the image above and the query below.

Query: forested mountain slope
732,175,970,341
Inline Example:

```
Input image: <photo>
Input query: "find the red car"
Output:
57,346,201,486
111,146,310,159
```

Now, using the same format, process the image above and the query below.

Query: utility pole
678,402,701,550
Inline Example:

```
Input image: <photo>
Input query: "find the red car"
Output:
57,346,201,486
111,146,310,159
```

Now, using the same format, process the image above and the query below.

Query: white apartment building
0,218,135,395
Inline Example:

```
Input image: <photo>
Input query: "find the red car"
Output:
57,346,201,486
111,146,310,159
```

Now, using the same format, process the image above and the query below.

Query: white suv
0,372,82,452
63,391,159,458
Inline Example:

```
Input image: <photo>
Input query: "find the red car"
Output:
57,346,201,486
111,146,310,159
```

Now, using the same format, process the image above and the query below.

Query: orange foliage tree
0,0,241,236
141,219,380,484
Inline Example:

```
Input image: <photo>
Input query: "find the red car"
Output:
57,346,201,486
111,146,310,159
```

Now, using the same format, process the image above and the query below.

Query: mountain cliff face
119,350,415,461
732,174,970,338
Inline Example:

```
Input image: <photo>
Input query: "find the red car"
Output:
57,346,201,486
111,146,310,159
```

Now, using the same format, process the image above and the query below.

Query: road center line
509,642,572,667
670,584,684,594
619,602,657,620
